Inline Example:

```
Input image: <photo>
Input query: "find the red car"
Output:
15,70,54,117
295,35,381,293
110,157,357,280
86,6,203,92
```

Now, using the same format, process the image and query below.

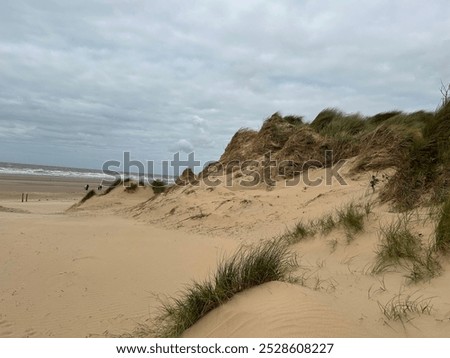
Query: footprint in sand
23,328,36,337
0,318,14,337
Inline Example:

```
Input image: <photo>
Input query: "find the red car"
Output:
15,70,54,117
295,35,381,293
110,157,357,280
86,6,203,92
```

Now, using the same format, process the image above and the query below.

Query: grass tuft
79,189,96,204
103,177,132,195
378,293,433,323
435,196,450,252
372,214,441,281
153,239,298,337
151,179,167,194
405,247,442,283
336,202,366,235
282,200,372,246
282,221,316,244
315,214,337,235
376,218,421,264
125,182,138,192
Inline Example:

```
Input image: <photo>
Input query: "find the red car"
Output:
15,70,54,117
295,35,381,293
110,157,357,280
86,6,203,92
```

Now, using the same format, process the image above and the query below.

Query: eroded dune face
183,281,371,338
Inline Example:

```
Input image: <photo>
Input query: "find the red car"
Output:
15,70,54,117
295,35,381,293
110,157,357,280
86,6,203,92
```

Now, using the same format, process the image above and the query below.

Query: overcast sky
1,0,449,171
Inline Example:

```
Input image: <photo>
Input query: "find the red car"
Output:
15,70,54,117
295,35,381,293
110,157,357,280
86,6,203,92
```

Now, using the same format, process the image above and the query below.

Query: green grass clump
322,114,366,137
376,220,421,263
282,220,316,244
406,247,442,283
383,111,433,131
310,108,368,138
310,108,343,132
283,114,304,125
282,201,371,246
367,111,403,126
151,179,167,194
153,239,298,337
372,214,441,281
435,196,450,252
125,182,139,192
380,103,450,209
337,202,365,234
315,213,337,235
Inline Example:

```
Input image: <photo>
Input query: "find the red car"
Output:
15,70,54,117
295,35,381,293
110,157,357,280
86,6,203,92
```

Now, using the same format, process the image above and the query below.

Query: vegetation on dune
315,213,337,235
316,112,367,138
103,177,132,195
148,239,298,337
310,108,345,133
150,179,167,194
366,110,403,126
124,182,138,192
435,196,450,253
336,202,366,235
79,189,96,204
378,292,433,323
372,214,441,282
374,216,422,265
380,103,450,209
207,85,450,209
282,220,316,244
283,114,304,126
309,103,450,209
281,201,371,245
131,89,450,337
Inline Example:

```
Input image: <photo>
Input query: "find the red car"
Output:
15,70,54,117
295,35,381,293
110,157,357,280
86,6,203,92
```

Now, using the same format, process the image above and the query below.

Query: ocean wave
0,166,112,179
0,164,174,184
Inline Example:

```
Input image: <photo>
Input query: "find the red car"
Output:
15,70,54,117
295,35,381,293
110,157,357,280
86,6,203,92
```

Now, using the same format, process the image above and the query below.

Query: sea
0,162,172,183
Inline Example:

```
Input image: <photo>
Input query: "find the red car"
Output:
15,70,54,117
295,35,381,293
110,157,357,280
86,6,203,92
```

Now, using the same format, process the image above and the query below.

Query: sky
0,0,449,172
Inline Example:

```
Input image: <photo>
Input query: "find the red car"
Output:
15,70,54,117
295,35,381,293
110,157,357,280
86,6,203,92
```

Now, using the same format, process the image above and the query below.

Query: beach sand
1,169,450,338
0,174,238,337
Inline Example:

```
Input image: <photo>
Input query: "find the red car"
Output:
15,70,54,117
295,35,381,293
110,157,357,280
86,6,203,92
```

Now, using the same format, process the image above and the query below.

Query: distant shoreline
0,173,102,200
0,162,172,186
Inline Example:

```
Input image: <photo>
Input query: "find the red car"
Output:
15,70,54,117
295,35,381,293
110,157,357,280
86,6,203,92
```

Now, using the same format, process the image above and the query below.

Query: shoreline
0,174,106,201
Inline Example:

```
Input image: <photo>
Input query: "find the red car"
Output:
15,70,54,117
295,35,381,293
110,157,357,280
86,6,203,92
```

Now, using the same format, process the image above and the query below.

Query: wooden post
25,194,28,202
21,193,24,202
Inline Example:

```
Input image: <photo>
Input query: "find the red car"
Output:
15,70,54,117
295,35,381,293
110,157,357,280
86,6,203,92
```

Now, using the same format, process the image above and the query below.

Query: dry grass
79,189,96,204
103,177,132,195
378,292,433,323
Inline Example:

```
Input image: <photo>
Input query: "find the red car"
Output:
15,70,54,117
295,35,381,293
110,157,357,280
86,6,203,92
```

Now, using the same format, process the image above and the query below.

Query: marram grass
152,239,298,337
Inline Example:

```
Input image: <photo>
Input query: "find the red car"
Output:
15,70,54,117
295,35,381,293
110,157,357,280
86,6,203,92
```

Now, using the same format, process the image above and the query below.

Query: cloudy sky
1,0,449,172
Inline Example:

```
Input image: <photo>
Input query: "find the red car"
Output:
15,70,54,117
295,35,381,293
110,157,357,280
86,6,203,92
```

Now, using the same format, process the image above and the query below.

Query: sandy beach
0,174,239,337
1,165,450,338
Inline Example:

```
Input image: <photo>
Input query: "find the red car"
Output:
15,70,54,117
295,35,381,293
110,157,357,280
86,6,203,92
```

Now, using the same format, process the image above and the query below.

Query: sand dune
1,165,450,338
126,161,383,240
183,281,372,338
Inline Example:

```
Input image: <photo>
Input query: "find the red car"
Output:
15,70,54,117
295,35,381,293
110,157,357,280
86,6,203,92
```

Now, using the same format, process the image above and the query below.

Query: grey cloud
169,139,194,154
